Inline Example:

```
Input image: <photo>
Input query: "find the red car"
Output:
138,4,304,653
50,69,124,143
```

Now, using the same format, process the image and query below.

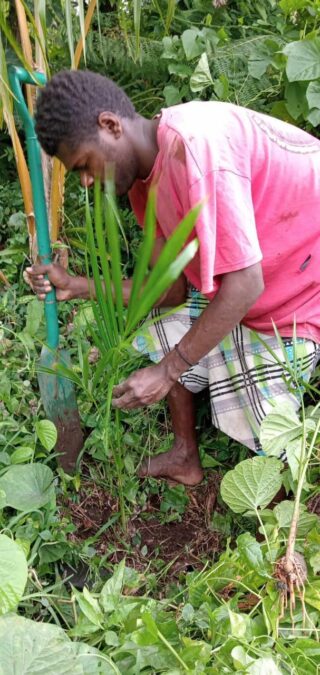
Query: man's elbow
246,263,265,304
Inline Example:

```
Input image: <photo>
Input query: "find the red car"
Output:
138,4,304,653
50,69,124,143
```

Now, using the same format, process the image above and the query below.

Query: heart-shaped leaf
35,420,57,451
0,535,28,615
0,464,55,511
220,457,283,514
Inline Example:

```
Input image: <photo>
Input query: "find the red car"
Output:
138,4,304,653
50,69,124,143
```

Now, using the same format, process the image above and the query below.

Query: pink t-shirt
129,101,320,343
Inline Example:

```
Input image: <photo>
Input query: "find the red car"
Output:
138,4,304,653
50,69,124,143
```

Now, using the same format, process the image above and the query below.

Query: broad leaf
190,53,213,93
260,402,303,455
285,81,309,120
284,38,320,82
100,559,125,613
0,464,55,511
35,420,57,451
73,587,103,628
10,447,34,464
237,532,267,575
285,437,303,480
24,298,44,337
220,457,283,514
181,28,203,61
0,535,28,614
247,657,283,674
0,614,110,674
306,80,320,110
304,580,320,611
163,84,182,106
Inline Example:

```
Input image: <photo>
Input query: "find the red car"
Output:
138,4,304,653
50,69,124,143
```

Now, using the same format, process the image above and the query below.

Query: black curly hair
35,69,136,156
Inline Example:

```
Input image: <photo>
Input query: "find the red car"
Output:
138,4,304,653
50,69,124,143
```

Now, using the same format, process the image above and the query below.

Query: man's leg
139,381,204,485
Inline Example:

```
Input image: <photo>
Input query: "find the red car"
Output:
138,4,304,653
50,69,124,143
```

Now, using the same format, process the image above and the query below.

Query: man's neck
126,115,160,180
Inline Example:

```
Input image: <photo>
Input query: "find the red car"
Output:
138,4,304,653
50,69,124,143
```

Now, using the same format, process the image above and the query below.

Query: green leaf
130,239,199,331
104,630,120,647
0,535,28,615
100,559,125,613
220,457,283,514
232,646,254,670
0,464,55,511
163,84,182,106
10,447,34,464
73,587,103,628
310,552,320,575
0,614,110,674
285,81,309,120
227,609,248,638
306,107,320,126
127,189,156,318
24,298,44,337
0,491,6,510
273,500,295,528
304,579,320,611
237,532,267,574
284,38,320,82
285,438,302,480
35,420,57,451
306,79,320,110
248,39,281,79
260,402,303,456
247,657,283,674
190,53,213,93
181,28,203,61
39,542,70,564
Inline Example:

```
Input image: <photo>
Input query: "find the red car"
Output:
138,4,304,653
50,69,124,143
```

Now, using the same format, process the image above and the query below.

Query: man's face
57,115,139,196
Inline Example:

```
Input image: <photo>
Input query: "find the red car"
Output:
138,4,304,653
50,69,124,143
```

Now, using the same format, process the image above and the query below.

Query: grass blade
133,0,141,59
126,239,199,334
126,188,156,325
93,180,119,344
86,190,115,349
65,0,75,67
104,180,124,335
77,0,86,64
140,203,201,301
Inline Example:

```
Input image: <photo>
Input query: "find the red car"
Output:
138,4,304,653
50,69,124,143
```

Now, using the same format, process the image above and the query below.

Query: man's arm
112,262,264,409
25,237,187,308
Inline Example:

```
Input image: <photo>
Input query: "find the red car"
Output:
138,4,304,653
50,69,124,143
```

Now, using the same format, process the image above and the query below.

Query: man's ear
98,111,122,139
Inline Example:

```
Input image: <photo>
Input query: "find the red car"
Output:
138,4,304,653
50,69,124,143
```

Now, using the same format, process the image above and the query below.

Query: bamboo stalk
50,0,97,241
14,0,34,114
10,123,35,242
74,0,97,68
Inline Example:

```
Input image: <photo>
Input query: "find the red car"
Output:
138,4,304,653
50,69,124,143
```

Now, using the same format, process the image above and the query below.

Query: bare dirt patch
60,473,222,582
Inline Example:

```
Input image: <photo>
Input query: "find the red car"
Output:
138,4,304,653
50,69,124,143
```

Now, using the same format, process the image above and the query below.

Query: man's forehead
57,140,95,170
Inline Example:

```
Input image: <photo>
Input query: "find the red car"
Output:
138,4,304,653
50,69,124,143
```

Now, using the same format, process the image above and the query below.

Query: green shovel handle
8,65,59,350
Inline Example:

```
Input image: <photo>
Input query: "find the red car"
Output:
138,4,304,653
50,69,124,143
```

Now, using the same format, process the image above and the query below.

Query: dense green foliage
0,1,320,673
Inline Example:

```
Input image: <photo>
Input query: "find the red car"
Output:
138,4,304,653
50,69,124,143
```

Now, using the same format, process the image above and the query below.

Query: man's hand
112,363,174,409
24,263,77,301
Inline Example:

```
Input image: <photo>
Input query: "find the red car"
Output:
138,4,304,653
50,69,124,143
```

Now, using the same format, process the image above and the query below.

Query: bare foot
138,442,204,486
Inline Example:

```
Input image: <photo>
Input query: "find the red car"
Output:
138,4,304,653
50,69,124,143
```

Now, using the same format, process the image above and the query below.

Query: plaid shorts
133,288,320,452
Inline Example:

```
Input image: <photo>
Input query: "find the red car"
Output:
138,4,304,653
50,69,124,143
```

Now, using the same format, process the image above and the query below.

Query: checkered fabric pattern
134,288,320,451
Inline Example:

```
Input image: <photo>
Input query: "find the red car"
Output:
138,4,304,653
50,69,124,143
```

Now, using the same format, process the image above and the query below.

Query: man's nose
80,171,94,188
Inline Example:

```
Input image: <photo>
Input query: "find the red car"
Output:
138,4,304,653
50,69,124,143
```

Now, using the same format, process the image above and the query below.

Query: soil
60,472,222,584
307,492,320,516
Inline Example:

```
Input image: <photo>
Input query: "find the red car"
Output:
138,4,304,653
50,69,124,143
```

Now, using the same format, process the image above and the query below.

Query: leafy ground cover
1,1,320,673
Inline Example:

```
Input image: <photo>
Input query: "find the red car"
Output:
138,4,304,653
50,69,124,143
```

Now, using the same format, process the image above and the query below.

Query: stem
285,415,320,568
104,365,126,531
256,508,272,561
156,626,190,672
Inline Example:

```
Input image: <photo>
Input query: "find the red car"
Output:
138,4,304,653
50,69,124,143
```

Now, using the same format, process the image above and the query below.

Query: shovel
9,65,83,473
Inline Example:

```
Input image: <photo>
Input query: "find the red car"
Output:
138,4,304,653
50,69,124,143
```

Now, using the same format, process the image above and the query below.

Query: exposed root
274,551,308,630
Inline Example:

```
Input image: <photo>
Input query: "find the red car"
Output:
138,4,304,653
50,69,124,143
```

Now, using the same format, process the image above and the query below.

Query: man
26,69,320,485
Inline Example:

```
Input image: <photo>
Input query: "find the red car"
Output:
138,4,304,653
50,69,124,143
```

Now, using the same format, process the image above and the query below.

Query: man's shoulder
161,100,245,136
